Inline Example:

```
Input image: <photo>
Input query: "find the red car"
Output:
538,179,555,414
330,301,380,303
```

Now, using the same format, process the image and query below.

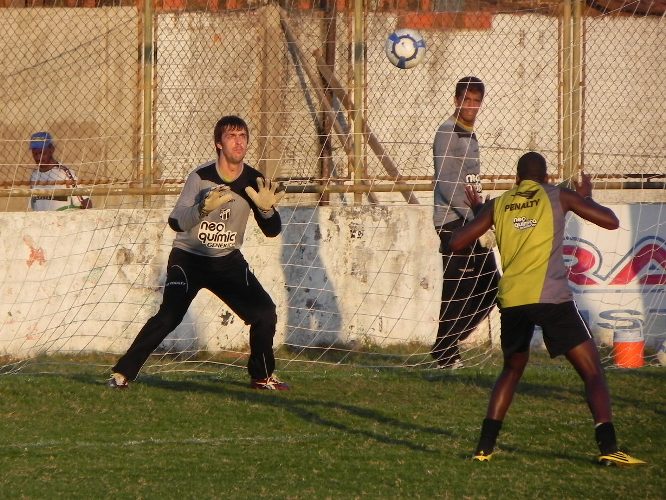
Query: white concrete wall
0,206,444,357
1,204,664,358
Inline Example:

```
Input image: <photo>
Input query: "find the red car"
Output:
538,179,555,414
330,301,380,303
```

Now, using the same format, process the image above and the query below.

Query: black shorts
499,301,592,358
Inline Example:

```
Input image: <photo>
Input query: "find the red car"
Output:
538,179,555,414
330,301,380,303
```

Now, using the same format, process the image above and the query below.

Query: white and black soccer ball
384,28,426,69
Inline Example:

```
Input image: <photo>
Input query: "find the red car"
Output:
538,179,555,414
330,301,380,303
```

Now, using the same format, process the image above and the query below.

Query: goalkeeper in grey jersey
109,115,289,390
432,77,499,368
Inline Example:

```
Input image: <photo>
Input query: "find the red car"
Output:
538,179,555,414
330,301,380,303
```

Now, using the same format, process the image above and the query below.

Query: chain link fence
584,13,665,184
0,0,664,210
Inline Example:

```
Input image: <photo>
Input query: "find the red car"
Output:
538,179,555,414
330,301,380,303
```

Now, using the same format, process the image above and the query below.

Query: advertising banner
565,203,665,347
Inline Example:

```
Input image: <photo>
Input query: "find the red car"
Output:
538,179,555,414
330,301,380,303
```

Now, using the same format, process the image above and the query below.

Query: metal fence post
142,0,154,208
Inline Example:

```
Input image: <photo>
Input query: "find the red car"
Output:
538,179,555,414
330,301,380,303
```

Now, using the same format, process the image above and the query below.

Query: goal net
0,1,664,376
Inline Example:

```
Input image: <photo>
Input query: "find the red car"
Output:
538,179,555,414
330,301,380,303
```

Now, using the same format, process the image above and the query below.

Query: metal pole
142,0,154,207
572,0,582,178
580,1,588,175
319,0,337,205
352,0,364,204
2,176,638,200
562,1,572,184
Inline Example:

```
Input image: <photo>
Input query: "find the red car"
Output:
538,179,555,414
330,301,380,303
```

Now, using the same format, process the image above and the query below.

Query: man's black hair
214,115,249,155
455,76,485,99
517,151,548,182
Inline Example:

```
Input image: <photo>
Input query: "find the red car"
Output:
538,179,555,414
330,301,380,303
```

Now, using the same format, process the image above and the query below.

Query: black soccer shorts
499,301,593,358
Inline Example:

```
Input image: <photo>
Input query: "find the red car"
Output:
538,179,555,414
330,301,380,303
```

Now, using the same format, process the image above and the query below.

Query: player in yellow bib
448,152,645,467
492,176,571,308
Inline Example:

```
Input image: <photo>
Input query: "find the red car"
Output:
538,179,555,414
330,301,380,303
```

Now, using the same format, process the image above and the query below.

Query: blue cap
29,131,54,150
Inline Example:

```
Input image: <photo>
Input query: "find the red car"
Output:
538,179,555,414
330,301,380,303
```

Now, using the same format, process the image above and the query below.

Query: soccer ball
384,28,426,69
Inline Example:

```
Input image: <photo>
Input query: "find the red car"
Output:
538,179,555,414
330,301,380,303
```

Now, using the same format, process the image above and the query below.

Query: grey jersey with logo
168,160,281,257
433,115,482,227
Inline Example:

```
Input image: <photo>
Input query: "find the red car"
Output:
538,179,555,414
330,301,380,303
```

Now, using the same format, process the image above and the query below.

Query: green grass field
1,356,664,499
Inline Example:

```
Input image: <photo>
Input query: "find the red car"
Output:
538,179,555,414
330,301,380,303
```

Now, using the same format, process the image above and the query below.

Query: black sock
476,418,502,454
595,422,618,455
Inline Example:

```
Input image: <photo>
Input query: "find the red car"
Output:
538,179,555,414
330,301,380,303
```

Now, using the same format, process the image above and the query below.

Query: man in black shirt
109,115,288,390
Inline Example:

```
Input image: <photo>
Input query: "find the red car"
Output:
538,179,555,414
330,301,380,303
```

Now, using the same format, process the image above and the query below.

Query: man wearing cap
29,131,90,211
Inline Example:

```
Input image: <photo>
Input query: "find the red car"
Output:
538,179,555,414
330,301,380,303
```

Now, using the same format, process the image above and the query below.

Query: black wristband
199,202,210,218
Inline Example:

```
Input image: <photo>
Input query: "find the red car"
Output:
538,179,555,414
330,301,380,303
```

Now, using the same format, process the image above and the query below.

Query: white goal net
0,1,664,375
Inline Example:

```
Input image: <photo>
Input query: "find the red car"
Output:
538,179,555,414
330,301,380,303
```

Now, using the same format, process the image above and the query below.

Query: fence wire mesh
1,1,664,210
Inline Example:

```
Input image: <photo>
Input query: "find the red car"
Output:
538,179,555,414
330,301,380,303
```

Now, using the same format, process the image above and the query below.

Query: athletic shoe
436,358,464,370
598,451,646,467
250,374,290,391
107,373,129,389
472,450,493,462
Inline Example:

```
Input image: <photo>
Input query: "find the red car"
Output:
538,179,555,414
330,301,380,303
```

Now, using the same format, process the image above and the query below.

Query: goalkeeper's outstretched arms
244,175,284,238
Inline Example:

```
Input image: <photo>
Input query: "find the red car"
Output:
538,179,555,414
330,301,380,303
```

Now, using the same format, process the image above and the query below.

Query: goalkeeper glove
478,229,497,249
244,178,285,213
199,185,233,217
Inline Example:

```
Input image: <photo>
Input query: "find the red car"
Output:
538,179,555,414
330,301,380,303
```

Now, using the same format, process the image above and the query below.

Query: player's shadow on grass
516,375,666,419
470,445,598,466
599,368,666,418
507,439,620,465
422,370,497,387
421,367,666,419
106,374,448,453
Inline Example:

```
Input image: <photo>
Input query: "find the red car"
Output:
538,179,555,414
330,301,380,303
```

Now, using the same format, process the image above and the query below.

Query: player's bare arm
560,174,619,230
449,200,495,251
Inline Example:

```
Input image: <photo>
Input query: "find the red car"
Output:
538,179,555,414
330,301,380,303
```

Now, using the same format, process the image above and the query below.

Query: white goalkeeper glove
244,178,285,213
199,185,233,217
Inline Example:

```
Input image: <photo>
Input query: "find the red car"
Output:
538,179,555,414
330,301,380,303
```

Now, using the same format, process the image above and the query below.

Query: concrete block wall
1,203,664,359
